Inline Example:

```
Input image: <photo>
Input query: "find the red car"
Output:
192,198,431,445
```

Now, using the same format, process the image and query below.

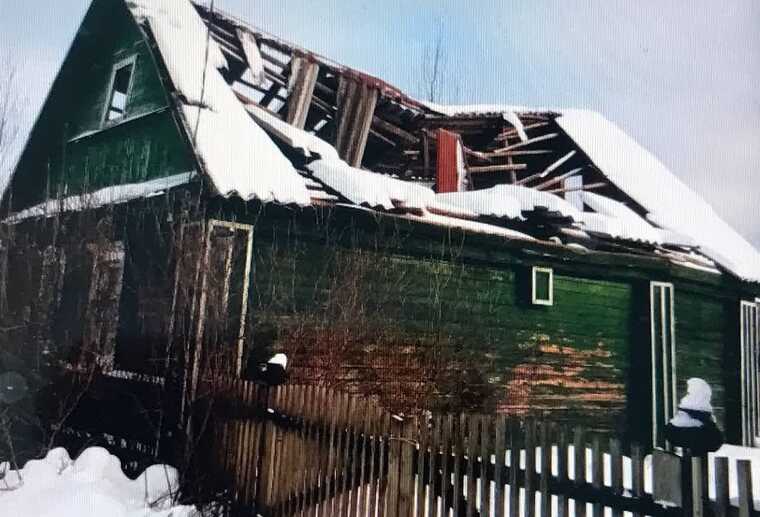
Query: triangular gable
126,0,310,205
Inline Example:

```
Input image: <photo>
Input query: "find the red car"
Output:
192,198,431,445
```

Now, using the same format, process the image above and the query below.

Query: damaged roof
17,0,760,283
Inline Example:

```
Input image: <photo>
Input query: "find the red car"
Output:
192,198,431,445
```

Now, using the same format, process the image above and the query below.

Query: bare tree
0,54,23,189
418,18,459,104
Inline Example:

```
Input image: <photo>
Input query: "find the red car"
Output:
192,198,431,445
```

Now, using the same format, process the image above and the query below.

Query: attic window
104,57,136,124
532,267,553,306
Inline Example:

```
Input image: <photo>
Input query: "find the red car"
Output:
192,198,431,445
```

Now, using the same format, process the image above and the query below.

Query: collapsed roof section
120,0,759,281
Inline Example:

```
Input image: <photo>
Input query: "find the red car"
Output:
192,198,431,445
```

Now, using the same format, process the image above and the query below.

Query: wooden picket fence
199,381,759,517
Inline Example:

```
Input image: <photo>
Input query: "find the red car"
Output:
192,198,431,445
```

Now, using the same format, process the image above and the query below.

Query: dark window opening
531,267,553,306
105,60,135,123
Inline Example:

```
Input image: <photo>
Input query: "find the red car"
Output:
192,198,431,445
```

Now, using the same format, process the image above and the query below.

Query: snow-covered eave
2,171,197,224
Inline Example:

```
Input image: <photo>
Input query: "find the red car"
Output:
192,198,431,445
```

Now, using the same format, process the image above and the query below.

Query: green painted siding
245,214,636,435
4,0,194,211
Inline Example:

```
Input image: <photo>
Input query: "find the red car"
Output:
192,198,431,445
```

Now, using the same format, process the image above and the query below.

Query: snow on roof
308,158,436,211
4,172,196,223
557,110,760,281
0,447,195,516
579,191,663,244
436,187,523,220
498,184,582,220
243,102,340,160
127,0,310,206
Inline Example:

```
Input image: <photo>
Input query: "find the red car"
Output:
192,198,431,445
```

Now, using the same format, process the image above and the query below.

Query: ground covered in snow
0,447,197,517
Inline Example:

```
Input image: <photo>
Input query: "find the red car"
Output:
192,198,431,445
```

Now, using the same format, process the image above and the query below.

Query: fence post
690,456,704,517
387,416,414,517
254,385,276,513
736,459,753,517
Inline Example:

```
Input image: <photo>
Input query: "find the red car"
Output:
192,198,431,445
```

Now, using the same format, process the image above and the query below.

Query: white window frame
650,281,677,448
740,299,759,446
101,55,138,127
531,266,554,306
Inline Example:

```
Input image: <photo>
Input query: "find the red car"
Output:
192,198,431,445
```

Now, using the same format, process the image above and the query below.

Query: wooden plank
339,395,354,517
556,426,569,517
545,182,607,195
453,415,465,517
713,456,729,517
324,389,340,517
630,445,644,517
609,438,623,517
494,415,507,517
691,456,704,517
372,115,420,145
386,416,403,517
466,415,478,517
399,418,415,517
524,421,536,517
508,420,519,517
366,405,380,517
737,459,753,517
286,57,319,129
529,168,584,191
377,413,391,517
573,427,586,517
539,422,550,517
496,133,559,153
417,415,428,517
347,86,379,167
468,164,528,174
357,400,371,517
428,416,439,517
441,415,453,517
348,398,362,517
591,436,602,517
481,416,492,517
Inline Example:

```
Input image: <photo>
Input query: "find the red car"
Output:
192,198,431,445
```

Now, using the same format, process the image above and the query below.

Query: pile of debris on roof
27,0,760,282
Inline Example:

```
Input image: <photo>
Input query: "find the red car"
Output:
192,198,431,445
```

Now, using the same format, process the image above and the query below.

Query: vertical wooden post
539,422,550,517
286,55,319,129
494,415,507,517
416,415,429,517
556,426,569,517
690,456,704,517
591,436,602,517
508,419,519,517
441,415,454,515
524,421,536,517
609,438,623,517
736,459,753,517
453,415,465,517
399,418,416,517
467,416,479,517
573,427,586,517
630,445,645,517
713,456,729,517
682,452,694,517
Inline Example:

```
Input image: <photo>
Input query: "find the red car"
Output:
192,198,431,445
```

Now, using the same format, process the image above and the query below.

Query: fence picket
508,419,519,517
441,414,454,516
630,445,644,517
429,416,440,517
453,415,465,517
609,438,623,517
737,459,753,517
556,426,568,517
573,427,586,517
417,415,429,517
494,415,507,517
525,420,536,517
591,436,602,517
481,416,492,517
713,456,729,517
466,415,478,517
539,422,550,517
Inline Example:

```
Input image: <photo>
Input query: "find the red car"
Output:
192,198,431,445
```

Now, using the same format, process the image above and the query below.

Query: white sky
2,0,759,247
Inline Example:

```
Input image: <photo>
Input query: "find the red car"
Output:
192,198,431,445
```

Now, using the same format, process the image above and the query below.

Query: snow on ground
127,0,310,206
0,447,197,517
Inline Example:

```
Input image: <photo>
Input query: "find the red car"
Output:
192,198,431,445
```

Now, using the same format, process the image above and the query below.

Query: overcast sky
2,0,759,247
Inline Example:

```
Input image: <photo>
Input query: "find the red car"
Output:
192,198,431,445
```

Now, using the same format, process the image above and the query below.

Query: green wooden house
2,0,759,452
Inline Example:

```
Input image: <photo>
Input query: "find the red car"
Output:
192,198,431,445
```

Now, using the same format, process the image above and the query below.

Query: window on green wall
103,56,136,125
650,281,676,449
532,267,553,306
